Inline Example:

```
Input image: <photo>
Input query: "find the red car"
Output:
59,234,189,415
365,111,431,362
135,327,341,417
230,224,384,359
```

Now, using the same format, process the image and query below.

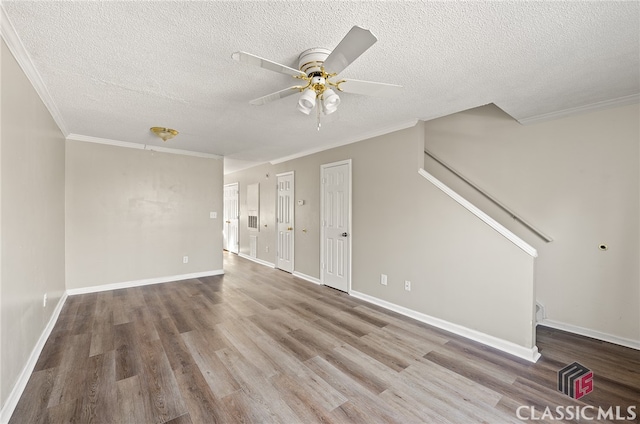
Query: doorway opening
223,182,239,254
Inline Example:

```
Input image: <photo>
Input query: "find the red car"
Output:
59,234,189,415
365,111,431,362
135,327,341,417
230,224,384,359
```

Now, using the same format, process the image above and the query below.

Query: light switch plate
210,212,217,219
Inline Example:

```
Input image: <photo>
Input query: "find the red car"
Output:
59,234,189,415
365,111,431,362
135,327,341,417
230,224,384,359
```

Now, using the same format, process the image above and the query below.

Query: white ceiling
2,1,639,173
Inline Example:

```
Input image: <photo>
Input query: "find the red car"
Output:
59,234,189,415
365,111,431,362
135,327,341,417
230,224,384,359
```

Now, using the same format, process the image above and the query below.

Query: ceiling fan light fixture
297,102,313,115
298,88,316,110
322,89,340,115
322,100,337,115
150,127,178,142
233,26,402,127
322,103,338,115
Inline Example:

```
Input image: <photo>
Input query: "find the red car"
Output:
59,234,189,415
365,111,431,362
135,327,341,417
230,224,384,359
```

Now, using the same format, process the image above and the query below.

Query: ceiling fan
232,26,402,124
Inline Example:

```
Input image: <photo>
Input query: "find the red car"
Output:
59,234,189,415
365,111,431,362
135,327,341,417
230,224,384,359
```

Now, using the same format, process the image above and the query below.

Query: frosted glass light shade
322,89,340,115
298,89,316,111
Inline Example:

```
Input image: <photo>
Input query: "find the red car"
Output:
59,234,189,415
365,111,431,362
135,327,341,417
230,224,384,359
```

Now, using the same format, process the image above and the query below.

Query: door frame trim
276,171,295,272
320,159,352,293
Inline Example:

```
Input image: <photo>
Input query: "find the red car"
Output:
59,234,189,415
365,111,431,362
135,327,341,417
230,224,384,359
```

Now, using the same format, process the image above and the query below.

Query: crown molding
270,119,419,165
1,4,69,135
67,133,143,149
223,159,270,175
142,144,222,160
517,94,640,125
66,133,222,159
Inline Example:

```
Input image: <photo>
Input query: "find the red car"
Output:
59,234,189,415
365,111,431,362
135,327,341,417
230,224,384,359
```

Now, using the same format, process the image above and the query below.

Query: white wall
424,103,640,345
65,141,224,290
0,40,66,409
226,123,537,354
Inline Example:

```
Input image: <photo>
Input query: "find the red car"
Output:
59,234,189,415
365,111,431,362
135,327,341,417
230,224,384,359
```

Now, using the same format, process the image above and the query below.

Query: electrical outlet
380,274,388,286
265,246,269,252
404,280,411,291
183,256,189,264
43,293,47,308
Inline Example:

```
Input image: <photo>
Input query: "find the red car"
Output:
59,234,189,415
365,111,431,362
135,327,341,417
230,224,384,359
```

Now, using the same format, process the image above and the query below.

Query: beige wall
226,124,536,349
223,160,321,278
0,40,66,408
424,103,640,343
66,141,224,290
0,35,224,409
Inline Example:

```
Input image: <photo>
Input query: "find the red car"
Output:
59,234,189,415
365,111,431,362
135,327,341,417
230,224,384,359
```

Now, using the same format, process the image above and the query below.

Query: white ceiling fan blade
337,79,403,96
232,51,305,77
249,86,302,106
323,26,377,75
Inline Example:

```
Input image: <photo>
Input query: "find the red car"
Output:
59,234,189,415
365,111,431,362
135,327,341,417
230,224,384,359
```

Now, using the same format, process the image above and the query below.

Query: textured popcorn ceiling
2,1,639,172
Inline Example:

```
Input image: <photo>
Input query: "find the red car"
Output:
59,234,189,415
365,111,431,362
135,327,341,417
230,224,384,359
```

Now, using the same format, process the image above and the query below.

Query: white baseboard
292,271,321,285
232,255,541,362
350,290,541,363
238,253,275,268
538,319,640,350
236,254,319,285
66,269,224,296
0,292,68,424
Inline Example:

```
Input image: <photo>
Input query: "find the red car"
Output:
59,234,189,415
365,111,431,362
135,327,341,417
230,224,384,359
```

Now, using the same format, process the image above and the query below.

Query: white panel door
321,160,351,292
276,172,294,273
223,183,239,254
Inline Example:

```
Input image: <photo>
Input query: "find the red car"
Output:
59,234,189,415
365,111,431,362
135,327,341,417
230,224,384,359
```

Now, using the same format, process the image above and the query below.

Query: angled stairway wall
423,103,640,349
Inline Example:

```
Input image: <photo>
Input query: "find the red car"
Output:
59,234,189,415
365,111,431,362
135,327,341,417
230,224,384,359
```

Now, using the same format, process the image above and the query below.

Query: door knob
341,232,348,237
287,227,293,231
226,220,231,224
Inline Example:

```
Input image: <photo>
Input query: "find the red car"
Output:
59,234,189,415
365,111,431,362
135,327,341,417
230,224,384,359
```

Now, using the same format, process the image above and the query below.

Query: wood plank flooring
10,252,640,423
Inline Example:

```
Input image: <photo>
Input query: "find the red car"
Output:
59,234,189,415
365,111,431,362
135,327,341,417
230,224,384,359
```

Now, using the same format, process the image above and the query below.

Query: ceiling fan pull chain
316,100,321,131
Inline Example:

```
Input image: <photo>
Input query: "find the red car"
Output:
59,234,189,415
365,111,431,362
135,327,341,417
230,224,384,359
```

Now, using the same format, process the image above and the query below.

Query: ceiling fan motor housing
298,48,331,76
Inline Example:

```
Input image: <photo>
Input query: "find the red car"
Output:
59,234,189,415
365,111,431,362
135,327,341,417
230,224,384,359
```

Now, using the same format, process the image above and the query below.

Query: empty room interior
1,2,639,423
